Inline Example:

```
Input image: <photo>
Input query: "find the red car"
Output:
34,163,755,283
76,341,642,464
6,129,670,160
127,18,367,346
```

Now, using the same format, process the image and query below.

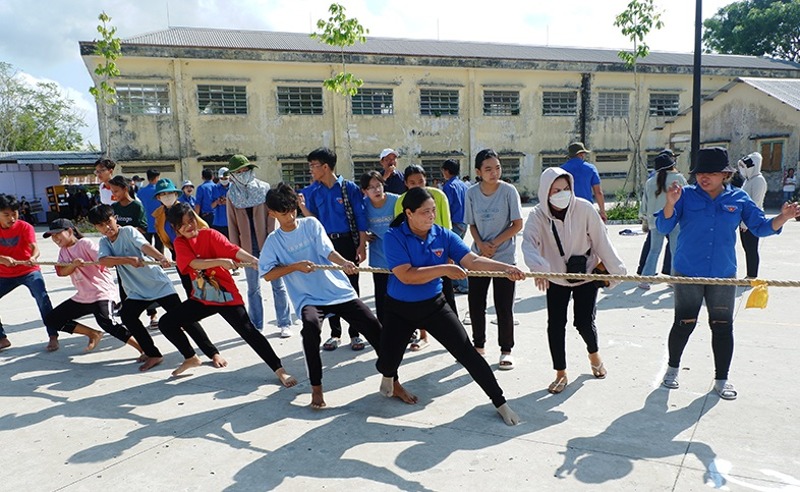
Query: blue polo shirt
384,169,407,195
136,183,160,233
656,184,780,278
561,157,601,203
302,175,368,234
212,183,229,227
384,222,471,302
442,176,469,224
195,180,216,215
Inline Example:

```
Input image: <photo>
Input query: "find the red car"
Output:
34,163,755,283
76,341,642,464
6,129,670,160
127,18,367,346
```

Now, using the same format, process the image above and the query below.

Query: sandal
714,380,738,400
498,353,515,370
149,318,159,330
662,366,680,389
322,337,340,351
548,376,568,394
591,362,607,379
409,337,428,352
350,336,365,351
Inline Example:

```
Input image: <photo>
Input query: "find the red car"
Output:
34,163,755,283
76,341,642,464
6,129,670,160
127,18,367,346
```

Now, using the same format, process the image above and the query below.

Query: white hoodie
522,167,627,287
739,152,767,231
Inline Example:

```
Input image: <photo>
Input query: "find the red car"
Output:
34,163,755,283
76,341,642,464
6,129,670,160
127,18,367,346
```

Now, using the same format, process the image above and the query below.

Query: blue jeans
642,226,678,277
784,191,794,203
0,271,55,338
244,266,292,330
451,222,469,293
667,276,736,380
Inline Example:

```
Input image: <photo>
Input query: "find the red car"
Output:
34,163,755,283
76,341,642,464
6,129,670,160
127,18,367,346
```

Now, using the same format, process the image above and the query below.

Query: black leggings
44,298,131,343
546,282,599,371
159,300,283,371
328,235,360,339
120,294,218,359
739,228,760,278
378,293,506,408
468,276,515,352
300,299,381,386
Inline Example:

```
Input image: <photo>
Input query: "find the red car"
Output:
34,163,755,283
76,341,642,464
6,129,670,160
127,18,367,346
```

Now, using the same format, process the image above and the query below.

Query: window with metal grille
277,86,323,115
594,154,628,163
420,89,459,116
281,162,312,188
597,92,629,118
483,90,520,116
352,89,393,115
116,84,171,114
542,91,577,116
197,85,247,115
759,140,784,172
500,158,521,184
649,93,680,116
352,161,378,181
541,156,565,169
420,158,462,174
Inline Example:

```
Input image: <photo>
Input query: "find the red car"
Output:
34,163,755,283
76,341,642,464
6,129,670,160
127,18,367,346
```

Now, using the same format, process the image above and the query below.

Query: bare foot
85,330,103,352
139,356,163,372
211,353,228,368
379,376,395,397
275,368,297,388
497,403,520,426
0,337,11,351
45,336,58,352
172,355,202,377
392,380,418,404
310,385,327,409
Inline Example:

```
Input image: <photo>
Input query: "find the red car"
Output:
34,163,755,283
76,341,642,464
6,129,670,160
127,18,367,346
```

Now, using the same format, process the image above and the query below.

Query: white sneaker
279,326,292,338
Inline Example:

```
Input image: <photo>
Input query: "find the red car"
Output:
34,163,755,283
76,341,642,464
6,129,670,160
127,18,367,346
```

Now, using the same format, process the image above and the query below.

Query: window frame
351,88,394,115
281,161,313,188
420,89,460,116
759,139,784,172
597,91,629,118
197,84,248,115
542,91,578,116
276,86,324,116
483,90,521,116
115,83,171,115
648,92,680,117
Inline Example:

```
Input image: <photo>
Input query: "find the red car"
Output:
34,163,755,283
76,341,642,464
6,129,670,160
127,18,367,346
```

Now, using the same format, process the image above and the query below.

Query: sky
0,0,734,148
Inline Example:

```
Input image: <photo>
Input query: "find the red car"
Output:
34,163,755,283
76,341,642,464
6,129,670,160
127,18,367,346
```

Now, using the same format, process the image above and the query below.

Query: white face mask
158,194,178,207
219,178,230,186
549,190,572,209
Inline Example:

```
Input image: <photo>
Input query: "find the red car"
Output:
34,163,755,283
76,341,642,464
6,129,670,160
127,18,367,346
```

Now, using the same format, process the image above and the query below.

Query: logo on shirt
0,236,20,248
724,205,738,213
432,248,444,257
336,198,344,205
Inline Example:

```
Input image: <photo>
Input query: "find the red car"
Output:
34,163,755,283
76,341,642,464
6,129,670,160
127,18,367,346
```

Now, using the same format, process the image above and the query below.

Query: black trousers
378,294,506,408
328,235,360,339
159,300,283,371
372,272,389,324
44,298,131,343
546,282,599,371
120,293,218,359
145,232,165,254
300,299,382,386
168,247,194,299
468,276,515,352
739,228,760,278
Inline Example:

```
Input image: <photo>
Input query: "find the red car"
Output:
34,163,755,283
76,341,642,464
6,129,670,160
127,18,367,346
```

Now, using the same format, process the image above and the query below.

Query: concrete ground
1,208,799,491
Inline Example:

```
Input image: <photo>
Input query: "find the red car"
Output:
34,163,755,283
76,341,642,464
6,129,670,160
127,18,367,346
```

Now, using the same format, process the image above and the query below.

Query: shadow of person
555,387,720,486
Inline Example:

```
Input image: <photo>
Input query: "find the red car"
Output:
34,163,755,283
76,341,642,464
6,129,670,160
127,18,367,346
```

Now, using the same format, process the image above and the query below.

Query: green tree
614,0,664,199
88,11,122,156
704,0,800,62
0,62,85,151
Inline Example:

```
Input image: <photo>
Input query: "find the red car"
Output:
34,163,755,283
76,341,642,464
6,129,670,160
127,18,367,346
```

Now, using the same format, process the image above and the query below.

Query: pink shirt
58,238,118,304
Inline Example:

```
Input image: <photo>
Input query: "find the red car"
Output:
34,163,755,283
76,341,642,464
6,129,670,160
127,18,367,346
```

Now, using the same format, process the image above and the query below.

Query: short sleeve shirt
464,181,523,264
364,193,399,269
174,228,244,306
0,220,39,277
98,226,176,300
136,183,160,233
196,181,216,215
112,200,147,232
58,238,117,303
561,158,601,203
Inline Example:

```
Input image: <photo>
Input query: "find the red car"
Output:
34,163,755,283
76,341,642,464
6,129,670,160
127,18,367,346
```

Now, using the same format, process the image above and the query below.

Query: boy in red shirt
0,194,57,351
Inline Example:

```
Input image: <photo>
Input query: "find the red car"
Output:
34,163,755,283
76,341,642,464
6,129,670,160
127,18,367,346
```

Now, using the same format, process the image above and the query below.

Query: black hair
146,169,161,181
475,149,499,170
441,159,460,176
266,182,298,213
87,204,114,224
202,168,213,181
108,175,131,190
655,169,671,197
403,164,426,182
166,202,194,231
390,187,433,228
307,147,337,170
94,158,116,171
0,194,19,211
359,170,385,190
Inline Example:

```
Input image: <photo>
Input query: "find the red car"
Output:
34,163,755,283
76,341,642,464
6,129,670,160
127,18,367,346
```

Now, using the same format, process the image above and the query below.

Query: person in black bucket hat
654,146,800,401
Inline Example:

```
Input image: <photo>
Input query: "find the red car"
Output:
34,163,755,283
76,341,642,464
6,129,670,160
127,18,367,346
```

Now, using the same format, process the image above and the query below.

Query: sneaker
279,326,292,338
638,282,651,291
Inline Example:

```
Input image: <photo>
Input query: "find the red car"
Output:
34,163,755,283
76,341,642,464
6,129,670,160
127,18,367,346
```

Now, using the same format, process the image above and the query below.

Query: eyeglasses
94,169,110,175
366,184,383,192
308,163,324,169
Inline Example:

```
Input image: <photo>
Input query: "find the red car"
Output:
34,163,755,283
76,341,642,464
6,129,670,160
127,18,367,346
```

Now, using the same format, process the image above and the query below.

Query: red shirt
0,220,39,278
174,228,244,306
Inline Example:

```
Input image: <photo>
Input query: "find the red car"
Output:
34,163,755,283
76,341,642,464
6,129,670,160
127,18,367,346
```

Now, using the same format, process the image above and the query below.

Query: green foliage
88,11,121,105
614,0,664,67
704,0,800,62
0,62,85,151
311,3,368,96
607,190,641,221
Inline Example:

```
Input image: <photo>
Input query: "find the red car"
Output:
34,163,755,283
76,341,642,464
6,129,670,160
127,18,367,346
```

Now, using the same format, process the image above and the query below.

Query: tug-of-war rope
32,260,796,308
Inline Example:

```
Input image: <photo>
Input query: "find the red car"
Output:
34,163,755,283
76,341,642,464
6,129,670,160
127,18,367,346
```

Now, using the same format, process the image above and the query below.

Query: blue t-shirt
302,176,368,234
383,169,407,195
384,222,471,302
195,180,216,215
97,226,176,301
364,193,399,269
561,157,601,203
178,193,196,209
442,176,469,224
136,183,160,233
212,183,229,227
655,184,779,278
258,217,357,318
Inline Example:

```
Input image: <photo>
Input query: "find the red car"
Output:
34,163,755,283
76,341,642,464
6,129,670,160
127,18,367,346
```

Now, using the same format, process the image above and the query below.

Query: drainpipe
580,73,591,145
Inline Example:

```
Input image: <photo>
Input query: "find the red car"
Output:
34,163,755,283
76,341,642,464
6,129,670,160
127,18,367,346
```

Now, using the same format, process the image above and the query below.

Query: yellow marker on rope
746,280,769,309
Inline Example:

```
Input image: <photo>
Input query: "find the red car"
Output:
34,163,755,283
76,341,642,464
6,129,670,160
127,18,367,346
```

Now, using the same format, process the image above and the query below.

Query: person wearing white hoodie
738,152,767,278
522,167,627,394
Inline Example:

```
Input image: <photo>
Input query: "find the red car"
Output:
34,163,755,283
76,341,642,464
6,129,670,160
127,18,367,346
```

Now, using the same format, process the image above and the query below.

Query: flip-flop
714,380,738,400
409,338,428,352
322,337,340,351
548,376,568,394
591,362,607,379
350,337,365,351
499,353,515,370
